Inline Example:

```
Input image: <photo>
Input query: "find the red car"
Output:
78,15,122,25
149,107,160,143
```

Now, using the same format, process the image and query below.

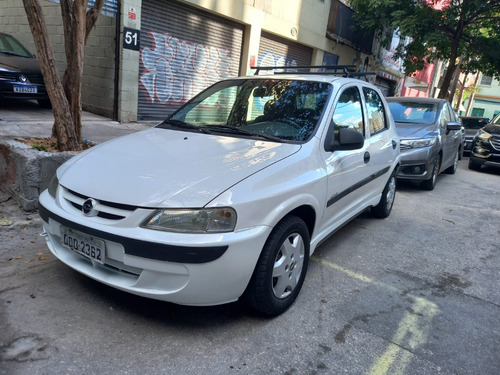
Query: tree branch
85,0,105,43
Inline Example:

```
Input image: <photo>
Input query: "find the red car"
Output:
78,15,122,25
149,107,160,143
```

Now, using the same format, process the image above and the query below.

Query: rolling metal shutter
257,32,313,69
139,0,244,121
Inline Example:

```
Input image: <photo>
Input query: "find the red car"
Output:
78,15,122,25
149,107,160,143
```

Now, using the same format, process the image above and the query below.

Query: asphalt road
1,158,499,375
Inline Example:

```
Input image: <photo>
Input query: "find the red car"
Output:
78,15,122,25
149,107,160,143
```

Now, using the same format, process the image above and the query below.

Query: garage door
257,32,313,71
139,0,244,120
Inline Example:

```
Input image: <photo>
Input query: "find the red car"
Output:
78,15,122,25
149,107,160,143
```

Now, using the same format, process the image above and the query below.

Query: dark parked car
0,32,50,108
387,97,462,190
460,116,489,153
468,112,500,171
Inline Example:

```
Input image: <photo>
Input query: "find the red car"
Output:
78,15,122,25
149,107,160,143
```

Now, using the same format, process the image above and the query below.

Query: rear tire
246,216,310,316
371,174,396,218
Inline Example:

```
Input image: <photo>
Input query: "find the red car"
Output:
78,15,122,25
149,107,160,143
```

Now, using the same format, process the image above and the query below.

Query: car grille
0,72,44,84
490,136,500,151
400,144,412,151
0,72,18,80
25,73,44,85
63,188,139,220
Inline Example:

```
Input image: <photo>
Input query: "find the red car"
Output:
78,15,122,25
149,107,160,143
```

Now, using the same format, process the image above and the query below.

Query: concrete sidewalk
0,100,154,144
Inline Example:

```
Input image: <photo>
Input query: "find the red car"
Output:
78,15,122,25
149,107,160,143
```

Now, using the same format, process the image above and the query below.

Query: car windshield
158,78,332,143
388,102,438,124
0,34,33,58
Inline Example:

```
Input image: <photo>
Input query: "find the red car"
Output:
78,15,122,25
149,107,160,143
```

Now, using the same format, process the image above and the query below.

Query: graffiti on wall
140,32,232,105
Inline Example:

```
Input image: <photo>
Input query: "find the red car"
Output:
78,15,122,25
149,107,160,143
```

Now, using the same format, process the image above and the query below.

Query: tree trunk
22,0,80,151
437,59,457,101
60,0,86,141
59,0,105,141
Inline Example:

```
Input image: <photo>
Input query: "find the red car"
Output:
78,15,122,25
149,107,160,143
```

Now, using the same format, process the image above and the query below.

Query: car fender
207,140,327,234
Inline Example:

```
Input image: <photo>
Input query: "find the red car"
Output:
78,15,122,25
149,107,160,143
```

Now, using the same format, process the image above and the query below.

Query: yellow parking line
311,256,440,375
312,257,373,283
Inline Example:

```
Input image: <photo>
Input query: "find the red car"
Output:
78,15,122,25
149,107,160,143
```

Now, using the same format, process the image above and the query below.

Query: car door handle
364,151,370,164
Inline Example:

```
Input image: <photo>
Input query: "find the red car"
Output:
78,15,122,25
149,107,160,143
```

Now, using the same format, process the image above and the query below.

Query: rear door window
363,87,387,135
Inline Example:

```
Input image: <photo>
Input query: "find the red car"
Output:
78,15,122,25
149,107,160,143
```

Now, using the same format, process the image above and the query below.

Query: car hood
483,123,500,136
58,128,300,207
394,122,438,139
0,55,41,73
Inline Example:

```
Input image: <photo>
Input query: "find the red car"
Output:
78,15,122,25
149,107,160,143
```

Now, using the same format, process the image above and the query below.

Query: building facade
462,74,500,120
0,0,404,122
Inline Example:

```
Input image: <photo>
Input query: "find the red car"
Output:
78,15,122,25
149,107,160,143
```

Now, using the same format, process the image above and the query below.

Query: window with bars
480,75,493,86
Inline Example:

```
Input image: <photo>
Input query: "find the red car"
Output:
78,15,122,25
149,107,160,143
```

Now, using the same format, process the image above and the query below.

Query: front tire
38,99,51,108
445,148,459,174
421,155,441,191
372,174,396,218
246,216,310,316
468,157,481,171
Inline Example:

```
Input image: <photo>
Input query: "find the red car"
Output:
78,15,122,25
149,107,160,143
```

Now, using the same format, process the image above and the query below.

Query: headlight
142,207,237,233
400,138,436,148
48,174,59,197
477,129,492,141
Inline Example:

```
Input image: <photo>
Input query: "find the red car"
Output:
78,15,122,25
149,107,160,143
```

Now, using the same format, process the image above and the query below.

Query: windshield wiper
204,125,283,142
159,119,211,134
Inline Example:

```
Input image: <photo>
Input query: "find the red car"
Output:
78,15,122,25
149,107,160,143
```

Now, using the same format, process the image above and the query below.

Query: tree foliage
349,0,500,100
22,0,104,151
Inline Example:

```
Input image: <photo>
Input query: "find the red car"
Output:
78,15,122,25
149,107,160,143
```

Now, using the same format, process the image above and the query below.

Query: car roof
225,74,382,91
385,97,448,105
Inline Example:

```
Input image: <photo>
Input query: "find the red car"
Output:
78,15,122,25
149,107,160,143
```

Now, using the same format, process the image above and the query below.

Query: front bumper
470,136,500,168
38,190,271,306
396,146,436,181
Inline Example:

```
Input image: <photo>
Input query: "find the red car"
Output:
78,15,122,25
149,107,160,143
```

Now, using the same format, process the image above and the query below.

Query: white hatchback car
39,69,400,316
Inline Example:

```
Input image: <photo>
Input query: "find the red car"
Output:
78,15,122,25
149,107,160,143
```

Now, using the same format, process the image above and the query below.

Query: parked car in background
386,97,462,190
39,68,400,316
468,112,500,171
0,32,50,108
460,116,489,153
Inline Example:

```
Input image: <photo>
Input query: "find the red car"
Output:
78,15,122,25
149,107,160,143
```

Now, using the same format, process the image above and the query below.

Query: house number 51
123,27,140,51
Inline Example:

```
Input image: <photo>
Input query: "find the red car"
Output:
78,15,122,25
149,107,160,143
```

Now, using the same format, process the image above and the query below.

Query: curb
0,140,76,211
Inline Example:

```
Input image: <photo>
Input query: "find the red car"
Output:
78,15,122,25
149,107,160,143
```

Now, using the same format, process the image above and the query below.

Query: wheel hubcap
272,233,305,299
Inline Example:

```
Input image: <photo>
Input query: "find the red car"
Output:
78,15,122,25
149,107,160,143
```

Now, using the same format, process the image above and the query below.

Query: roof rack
250,65,376,81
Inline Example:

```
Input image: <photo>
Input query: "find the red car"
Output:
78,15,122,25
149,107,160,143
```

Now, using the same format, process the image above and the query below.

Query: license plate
61,227,105,264
13,85,37,94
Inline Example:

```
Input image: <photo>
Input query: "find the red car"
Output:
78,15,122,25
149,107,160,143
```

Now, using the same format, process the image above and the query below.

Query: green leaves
349,0,500,90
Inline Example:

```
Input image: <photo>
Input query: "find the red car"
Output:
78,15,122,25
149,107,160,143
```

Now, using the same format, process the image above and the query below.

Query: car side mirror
325,127,364,152
447,121,462,131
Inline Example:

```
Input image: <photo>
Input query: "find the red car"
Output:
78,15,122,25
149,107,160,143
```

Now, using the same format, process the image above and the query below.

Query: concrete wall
0,0,117,118
118,0,142,123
